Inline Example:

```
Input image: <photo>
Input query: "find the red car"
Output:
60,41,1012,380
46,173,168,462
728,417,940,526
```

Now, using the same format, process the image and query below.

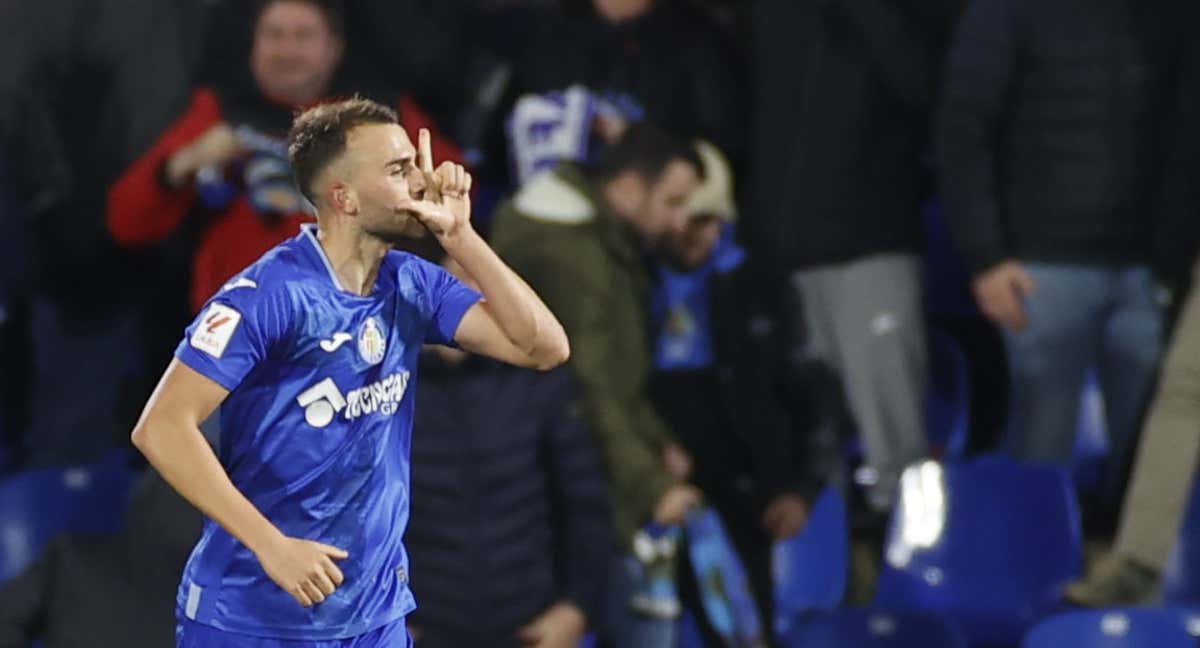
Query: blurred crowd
2,0,1200,646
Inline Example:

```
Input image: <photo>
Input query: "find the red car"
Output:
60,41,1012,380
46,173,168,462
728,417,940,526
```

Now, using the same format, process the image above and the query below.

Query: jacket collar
510,161,643,270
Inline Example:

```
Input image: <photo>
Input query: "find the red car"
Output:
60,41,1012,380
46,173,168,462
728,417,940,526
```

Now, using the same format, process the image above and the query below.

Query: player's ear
331,181,358,215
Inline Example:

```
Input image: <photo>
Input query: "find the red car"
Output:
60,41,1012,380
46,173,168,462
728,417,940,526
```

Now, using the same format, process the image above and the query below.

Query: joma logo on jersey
296,371,411,428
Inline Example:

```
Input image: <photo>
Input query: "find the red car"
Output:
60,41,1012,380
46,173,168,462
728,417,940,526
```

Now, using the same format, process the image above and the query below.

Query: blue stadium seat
1163,479,1200,605
1022,609,1198,647
772,485,848,640
1175,608,1200,639
0,461,137,581
874,455,1083,646
785,608,966,648
926,330,970,461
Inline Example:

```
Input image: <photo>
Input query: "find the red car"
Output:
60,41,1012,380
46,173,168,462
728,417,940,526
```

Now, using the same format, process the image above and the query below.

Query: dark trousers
651,369,778,647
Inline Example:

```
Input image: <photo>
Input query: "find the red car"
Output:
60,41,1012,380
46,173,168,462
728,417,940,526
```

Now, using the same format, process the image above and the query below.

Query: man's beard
364,210,428,245
660,247,704,273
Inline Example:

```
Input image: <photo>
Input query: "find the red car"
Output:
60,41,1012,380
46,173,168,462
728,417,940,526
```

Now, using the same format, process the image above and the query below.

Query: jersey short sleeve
175,283,291,391
406,256,483,346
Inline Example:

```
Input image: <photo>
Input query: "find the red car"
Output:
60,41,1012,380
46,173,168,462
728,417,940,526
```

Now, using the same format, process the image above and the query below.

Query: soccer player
129,97,569,647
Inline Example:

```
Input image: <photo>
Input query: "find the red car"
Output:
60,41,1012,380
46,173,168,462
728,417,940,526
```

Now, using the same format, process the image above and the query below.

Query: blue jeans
1003,264,1164,483
601,555,677,648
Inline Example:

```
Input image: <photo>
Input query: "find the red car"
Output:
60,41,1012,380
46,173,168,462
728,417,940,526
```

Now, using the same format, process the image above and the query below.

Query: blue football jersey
172,224,481,640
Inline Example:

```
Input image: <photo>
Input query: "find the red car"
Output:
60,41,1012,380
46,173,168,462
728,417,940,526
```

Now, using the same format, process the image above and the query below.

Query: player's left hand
762,493,809,540
516,602,587,648
401,128,472,240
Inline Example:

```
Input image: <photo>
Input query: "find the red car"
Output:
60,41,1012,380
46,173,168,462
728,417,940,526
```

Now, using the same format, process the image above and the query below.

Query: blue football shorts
176,617,412,648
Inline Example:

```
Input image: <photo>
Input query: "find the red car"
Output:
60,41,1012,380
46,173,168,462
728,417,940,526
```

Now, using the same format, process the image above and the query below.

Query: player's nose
407,168,427,200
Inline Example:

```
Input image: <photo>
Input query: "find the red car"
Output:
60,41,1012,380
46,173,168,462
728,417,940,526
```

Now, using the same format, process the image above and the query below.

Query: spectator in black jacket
404,250,612,648
649,141,812,646
939,0,1188,506
748,0,959,513
0,471,204,647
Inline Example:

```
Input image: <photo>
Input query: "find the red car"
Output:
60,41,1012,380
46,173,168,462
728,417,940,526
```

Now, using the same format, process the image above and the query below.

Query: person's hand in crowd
662,442,693,480
164,122,245,189
762,493,809,540
653,483,703,526
516,602,587,648
254,535,348,607
972,260,1036,331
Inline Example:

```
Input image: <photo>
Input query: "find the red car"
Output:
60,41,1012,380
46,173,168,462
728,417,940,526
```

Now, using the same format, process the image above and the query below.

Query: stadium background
2,0,1200,646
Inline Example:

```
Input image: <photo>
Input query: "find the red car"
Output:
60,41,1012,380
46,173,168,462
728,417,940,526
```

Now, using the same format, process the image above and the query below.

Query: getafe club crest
357,317,386,365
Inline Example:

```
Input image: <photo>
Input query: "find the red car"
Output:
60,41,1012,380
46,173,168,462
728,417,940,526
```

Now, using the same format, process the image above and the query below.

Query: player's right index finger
419,129,433,174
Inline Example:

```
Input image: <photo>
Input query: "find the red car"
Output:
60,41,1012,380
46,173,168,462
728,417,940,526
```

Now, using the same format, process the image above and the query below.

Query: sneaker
1064,555,1160,607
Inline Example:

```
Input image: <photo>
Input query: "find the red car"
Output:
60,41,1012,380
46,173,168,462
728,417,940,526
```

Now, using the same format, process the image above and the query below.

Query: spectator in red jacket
107,0,462,313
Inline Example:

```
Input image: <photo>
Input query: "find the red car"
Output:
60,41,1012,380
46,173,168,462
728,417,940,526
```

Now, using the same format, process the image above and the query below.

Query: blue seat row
0,452,138,581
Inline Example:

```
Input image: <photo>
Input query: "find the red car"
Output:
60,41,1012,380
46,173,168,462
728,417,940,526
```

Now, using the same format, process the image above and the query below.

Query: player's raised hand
414,127,443,203
402,128,473,239
255,536,348,607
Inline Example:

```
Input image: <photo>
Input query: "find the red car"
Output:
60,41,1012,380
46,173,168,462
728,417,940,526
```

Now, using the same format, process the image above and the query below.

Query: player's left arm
404,129,569,371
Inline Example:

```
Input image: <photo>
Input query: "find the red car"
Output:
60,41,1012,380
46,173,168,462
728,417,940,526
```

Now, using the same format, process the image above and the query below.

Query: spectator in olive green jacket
490,124,703,549
491,125,704,646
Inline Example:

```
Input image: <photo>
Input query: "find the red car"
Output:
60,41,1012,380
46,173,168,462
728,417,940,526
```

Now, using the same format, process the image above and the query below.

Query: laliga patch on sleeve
191,303,243,359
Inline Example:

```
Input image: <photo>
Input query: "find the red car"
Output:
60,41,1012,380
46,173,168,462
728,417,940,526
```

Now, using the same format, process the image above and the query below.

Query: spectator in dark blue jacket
404,243,612,648
939,0,1188,511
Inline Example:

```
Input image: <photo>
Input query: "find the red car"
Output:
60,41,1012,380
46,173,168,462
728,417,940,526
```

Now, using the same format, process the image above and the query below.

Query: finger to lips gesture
406,128,472,237
418,128,472,199
415,128,443,203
